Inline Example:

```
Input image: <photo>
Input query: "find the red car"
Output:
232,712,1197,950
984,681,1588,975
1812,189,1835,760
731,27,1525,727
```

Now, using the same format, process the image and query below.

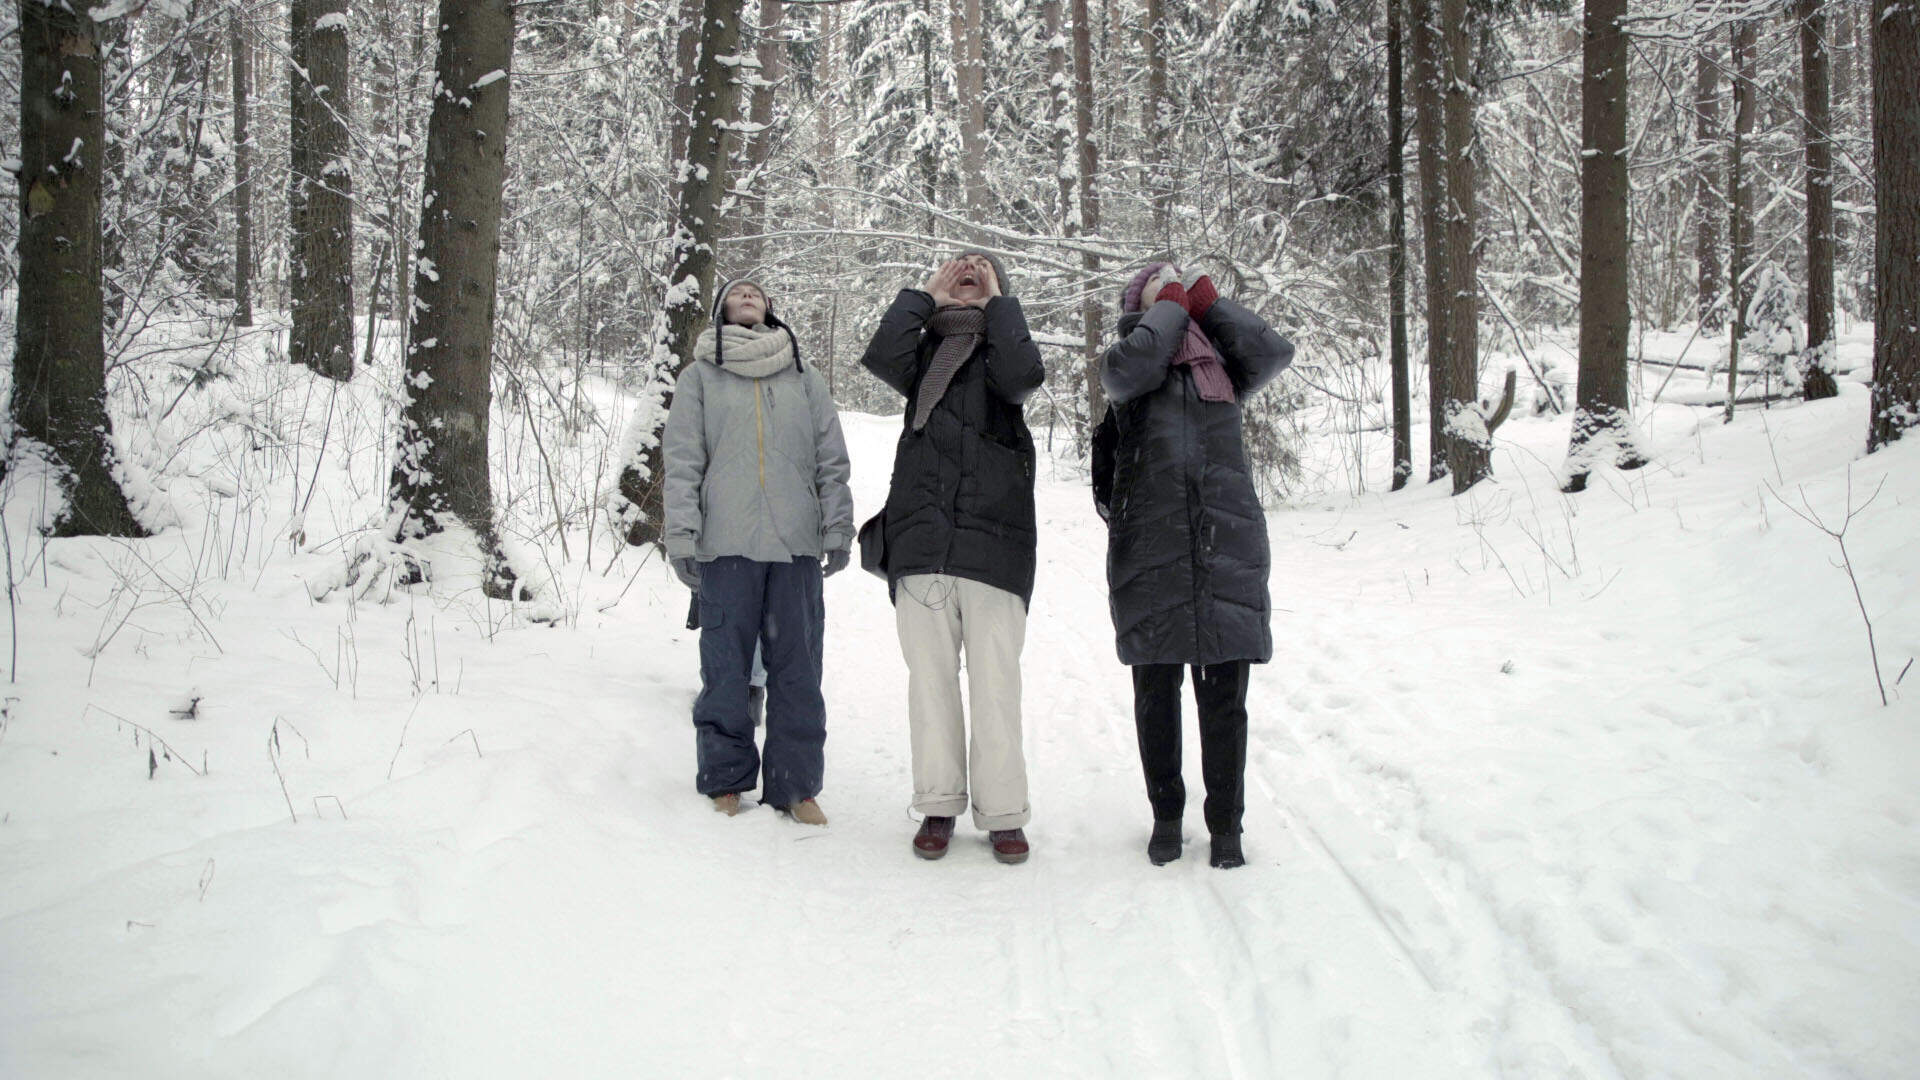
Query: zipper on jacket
755,384,767,490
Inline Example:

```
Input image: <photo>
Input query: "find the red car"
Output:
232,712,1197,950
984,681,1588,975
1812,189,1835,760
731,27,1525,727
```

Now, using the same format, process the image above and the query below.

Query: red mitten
1155,281,1188,311
1185,275,1218,319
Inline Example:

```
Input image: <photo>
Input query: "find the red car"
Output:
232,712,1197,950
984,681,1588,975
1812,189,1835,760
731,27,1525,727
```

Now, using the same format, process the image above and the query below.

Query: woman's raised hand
925,260,965,308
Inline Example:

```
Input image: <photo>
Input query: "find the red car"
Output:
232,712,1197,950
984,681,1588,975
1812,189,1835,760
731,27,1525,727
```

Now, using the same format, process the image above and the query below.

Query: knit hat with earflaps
952,250,1013,298
711,277,803,370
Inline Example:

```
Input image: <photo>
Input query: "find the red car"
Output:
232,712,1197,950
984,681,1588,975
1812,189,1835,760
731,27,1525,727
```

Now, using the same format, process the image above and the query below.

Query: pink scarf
1125,262,1234,404
1174,320,1235,404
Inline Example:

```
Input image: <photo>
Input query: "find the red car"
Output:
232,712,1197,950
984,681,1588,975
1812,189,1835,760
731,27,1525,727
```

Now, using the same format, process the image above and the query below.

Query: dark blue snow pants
693,556,826,807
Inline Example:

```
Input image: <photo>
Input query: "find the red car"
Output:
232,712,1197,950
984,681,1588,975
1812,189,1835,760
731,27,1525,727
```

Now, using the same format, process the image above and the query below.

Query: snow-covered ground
2,324,1916,1078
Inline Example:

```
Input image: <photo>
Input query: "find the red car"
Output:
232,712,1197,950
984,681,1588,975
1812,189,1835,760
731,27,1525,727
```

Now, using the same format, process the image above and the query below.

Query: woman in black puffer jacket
1092,262,1294,869
861,251,1046,866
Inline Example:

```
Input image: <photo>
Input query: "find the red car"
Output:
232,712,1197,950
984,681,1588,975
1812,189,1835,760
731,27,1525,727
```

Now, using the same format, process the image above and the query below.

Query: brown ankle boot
783,798,828,826
989,828,1030,865
711,793,743,816
913,816,956,859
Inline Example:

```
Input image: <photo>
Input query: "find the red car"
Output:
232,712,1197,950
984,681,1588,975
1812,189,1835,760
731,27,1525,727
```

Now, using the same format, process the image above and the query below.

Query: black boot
1148,819,1183,865
1209,833,1244,870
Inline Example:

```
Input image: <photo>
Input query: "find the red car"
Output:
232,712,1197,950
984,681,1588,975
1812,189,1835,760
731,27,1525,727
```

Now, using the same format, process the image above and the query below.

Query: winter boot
990,828,1031,865
712,793,743,816
1148,819,1183,866
913,816,956,860
782,798,828,826
1209,833,1245,870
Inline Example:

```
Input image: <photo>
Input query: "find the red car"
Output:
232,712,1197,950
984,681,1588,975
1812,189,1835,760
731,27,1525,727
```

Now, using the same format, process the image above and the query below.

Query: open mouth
956,270,981,290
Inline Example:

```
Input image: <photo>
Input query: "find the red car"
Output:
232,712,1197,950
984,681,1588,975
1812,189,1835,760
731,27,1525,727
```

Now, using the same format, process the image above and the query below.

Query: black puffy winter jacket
1092,296,1294,666
861,289,1046,606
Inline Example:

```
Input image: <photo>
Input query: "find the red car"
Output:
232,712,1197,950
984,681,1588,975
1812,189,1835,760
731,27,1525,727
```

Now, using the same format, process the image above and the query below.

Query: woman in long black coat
1092,263,1294,868
860,251,1047,865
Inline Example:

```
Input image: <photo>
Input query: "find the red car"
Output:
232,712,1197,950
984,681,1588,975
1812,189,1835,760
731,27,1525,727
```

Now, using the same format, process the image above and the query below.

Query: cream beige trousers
894,573,1031,829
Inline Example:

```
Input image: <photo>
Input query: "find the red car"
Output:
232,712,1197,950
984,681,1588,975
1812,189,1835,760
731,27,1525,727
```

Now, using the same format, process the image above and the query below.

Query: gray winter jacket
662,340,854,564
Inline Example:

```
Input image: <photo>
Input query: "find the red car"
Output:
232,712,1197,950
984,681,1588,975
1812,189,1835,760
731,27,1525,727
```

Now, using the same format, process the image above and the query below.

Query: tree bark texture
669,0,703,171
1043,0,1073,228
1072,0,1105,427
232,6,253,327
1694,40,1722,331
1388,0,1412,491
97,14,128,325
955,0,988,215
1441,0,1488,493
1726,20,1756,424
620,0,746,547
11,0,145,537
162,5,222,299
1801,0,1839,401
389,0,517,594
289,0,354,380
1565,0,1644,491
738,0,784,268
1869,0,1920,451
918,0,938,227
1144,0,1170,241
1410,0,1449,482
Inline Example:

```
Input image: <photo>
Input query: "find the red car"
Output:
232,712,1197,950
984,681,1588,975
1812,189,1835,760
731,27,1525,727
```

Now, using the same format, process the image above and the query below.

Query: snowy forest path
742,415,1533,1076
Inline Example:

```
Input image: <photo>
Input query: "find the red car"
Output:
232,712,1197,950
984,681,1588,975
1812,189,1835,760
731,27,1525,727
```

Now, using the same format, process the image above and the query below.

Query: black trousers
1131,662,1250,836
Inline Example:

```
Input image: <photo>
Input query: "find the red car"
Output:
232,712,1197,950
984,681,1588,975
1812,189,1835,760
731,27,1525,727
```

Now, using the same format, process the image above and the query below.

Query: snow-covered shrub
1738,264,1804,395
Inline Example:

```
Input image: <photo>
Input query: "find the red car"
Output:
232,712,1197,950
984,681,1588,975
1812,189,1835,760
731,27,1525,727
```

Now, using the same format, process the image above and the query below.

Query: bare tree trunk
11,0,146,537
1694,39,1722,331
1726,19,1756,424
162,5,223,299
669,0,704,171
394,0,426,358
738,0,784,268
618,0,746,547
1388,0,1411,491
1043,0,1073,227
1801,0,1840,401
1410,0,1448,483
98,15,129,326
1868,0,1920,451
1143,0,1170,241
1072,0,1105,428
365,0,399,324
232,5,252,327
289,0,354,380
953,0,987,214
1565,0,1644,491
1441,0,1487,493
813,2,839,218
918,0,938,228
1831,0,1855,293
388,0,518,595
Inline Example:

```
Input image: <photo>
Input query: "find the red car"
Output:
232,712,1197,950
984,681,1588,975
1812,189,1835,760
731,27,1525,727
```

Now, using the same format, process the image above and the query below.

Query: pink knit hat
1122,262,1176,313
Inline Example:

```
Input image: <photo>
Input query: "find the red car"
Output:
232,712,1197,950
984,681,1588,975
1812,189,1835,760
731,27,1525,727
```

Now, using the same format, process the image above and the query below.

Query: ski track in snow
4,349,1919,1077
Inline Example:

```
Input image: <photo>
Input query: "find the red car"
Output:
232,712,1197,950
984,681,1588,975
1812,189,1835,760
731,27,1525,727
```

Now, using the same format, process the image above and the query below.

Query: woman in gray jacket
663,279,855,824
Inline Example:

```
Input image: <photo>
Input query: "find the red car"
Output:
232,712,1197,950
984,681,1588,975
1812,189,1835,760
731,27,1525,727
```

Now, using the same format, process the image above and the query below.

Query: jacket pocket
961,431,1035,536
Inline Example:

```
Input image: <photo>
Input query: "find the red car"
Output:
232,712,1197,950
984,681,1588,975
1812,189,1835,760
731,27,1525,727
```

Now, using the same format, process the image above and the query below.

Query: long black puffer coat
1092,296,1294,666
861,289,1046,606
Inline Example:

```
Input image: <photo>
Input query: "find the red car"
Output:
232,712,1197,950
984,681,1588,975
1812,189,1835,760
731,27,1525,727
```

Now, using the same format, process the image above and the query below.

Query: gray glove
672,556,701,590
823,547,850,578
